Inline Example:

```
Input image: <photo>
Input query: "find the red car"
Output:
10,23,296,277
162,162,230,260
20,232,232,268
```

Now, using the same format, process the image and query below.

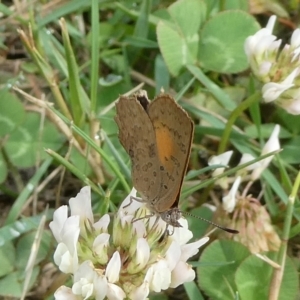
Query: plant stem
218,91,260,154
268,170,299,300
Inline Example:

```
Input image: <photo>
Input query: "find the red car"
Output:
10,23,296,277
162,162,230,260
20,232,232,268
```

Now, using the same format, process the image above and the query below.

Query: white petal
209,151,233,177
60,215,80,256
131,219,147,238
94,275,108,300
147,214,165,233
69,186,94,223
180,237,209,262
263,82,292,102
74,261,95,282
49,206,68,242
150,260,171,292
106,283,126,300
170,261,195,288
93,214,110,231
262,124,280,156
165,241,181,271
93,233,110,262
292,47,300,62
169,218,193,245
72,261,107,300
262,68,299,102
258,61,272,77
222,176,241,213
72,279,93,299
244,15,277,59
129,281,149,300
238,153,259,170
208,150,233,166
135,238,150,267
255,35,278,56
128,238,150,273
278,88,300,114
106,251,121,283
291,28,300,48
54,286,77,300
119,188,140,214
54,243,78,274
266,15,277,32
251,125,280,180
280,98,300,115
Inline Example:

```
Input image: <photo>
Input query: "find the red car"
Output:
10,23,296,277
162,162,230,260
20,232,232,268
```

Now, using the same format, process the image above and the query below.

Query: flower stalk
268,171,299,300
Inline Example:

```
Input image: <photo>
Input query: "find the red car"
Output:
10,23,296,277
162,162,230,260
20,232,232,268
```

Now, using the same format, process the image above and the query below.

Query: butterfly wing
115,95,161,201
147,94,194,212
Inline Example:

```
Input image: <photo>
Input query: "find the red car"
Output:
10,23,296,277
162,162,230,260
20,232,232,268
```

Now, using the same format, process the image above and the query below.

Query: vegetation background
0,0,300,299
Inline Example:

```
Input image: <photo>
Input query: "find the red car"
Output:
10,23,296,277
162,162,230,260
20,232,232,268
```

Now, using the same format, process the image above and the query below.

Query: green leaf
223,0,248,10
186,65,236,110
0,272,22,297
197,240,250,300
0,89,25,137
262,169,288,205
280,136,300,164
0,267,39,298
198,11,260,73
133,0,151,38
0,151,8,184
2,210,54,239
185,206,213,241
61,19,89,125
70,147,93,176
157,21,191,76
16,231,52,269
155,54,170,93
245,123,292,139
275,108,300,134
4,112,64,168
235,254,299,300
168,0,206,39
123,36,158,48
0,242,15,277
184,281,204,300
157,0,206,76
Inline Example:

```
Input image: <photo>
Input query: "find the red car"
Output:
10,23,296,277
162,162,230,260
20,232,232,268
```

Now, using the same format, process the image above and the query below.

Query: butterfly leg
132,212,155,223
123,195,147,209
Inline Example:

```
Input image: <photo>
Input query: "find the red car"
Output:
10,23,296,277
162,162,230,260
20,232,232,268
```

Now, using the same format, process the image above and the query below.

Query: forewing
115,95,161,200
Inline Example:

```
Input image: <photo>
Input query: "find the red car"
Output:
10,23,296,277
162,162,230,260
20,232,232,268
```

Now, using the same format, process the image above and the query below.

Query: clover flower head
245,15,300,114
50,186,209,300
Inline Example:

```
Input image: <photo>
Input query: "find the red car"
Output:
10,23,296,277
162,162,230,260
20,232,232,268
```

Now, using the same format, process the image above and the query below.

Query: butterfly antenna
182,211,239,234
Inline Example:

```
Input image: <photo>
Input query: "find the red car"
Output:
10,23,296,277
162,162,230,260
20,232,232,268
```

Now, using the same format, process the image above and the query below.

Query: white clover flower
245,15,300,114
251,125,280,181
208,150,233,177
238,153,259,171
222,176,241,213
51,186,209,300
208,150,233,189
244,15,277,58
244,15,281,81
